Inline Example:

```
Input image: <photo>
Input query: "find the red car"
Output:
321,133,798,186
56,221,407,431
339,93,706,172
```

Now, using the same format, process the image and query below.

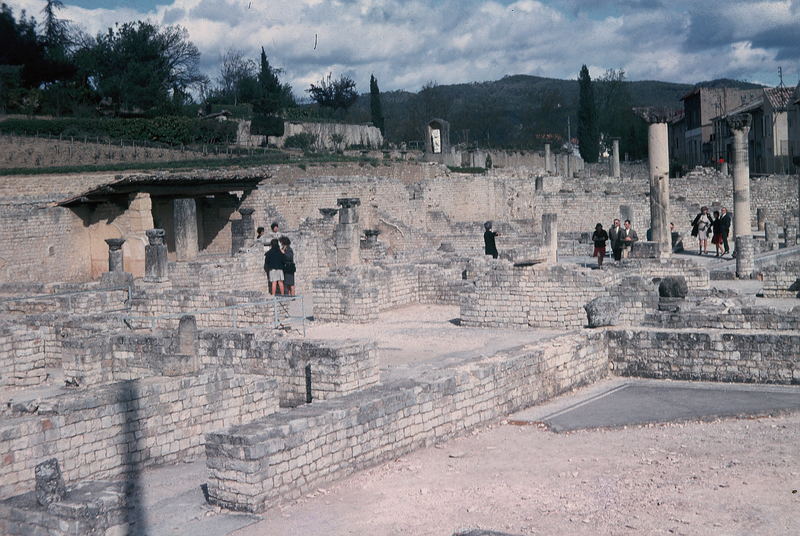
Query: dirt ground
232,410,799,536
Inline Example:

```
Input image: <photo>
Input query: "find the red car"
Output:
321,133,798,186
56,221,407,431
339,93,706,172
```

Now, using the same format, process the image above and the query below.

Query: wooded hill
342,75,764,157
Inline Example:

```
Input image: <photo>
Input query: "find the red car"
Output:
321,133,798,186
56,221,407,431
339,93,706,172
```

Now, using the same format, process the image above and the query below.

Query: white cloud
8,0,796,94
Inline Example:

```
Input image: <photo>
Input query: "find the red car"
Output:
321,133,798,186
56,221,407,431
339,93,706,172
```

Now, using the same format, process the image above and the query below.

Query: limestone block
658,277,688,299
35,458,66,506
584,297,620,328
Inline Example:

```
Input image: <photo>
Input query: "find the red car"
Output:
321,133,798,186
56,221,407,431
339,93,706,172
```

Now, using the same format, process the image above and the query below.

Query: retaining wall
205,330,608,512
0,370,278,500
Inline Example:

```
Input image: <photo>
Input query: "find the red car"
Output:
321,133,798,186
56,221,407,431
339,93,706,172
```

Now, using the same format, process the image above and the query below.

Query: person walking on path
621,219,638,258
609,218,623,261
718,207,731,256
484,221,499,259
264,238,286,295
279,236,296,296
592,223,609,267
711,210,724,257
691,206,712,255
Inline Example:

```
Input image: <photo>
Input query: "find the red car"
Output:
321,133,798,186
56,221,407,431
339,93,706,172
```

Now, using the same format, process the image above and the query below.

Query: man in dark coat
608,218,623,261
484,221,499,259
718,207,731,255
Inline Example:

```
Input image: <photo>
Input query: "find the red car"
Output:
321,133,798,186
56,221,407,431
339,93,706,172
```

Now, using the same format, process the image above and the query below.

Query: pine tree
577,65,599,163
369,74,385,136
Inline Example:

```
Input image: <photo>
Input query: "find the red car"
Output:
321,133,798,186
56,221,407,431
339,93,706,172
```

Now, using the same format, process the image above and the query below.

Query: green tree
250,47,292,136
577,65,599,163
369,74,385,135
307,73,358,112
80,21,205,114
214,48,258,105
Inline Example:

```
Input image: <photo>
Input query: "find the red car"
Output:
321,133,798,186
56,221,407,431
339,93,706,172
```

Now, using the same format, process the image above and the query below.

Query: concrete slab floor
511,378,800,432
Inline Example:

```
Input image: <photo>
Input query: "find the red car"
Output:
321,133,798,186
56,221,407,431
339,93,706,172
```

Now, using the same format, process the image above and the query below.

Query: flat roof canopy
57,173,265,206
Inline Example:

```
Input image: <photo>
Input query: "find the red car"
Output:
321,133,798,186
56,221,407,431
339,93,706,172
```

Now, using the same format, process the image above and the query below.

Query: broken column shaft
542,213,558,264
647,118,670,258
610,138,621,179
728,114,752,240
105,238,125,272
335,198,361,267
173,198,199,261
144,229,168,282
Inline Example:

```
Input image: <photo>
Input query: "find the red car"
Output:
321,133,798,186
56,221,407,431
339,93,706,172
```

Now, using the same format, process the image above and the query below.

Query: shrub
284,133,317,151
0,117,239,146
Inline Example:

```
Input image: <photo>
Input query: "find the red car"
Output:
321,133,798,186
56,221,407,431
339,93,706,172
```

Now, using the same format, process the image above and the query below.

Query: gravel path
233,413,800,536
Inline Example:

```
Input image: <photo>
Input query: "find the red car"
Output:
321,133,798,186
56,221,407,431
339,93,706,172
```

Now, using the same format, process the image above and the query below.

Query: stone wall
196,332,379,406
645,302,800,330
460,262,608,329
312,262,467,323
0,370,278,500
761,261,800,297
205,330,608,513
608,328,800,384
267,121,383,150
0,322,51,389
128,288,287,330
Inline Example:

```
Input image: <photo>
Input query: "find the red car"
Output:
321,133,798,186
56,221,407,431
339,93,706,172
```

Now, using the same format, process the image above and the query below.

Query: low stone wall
0,369,278,500
197,332,379,406
0,322,51,389
608,328,800,384
265,121,383,150
761,261,800,298
312,263,467,322
168,251,267,293
205,331,608,512
128,288,287,330
0,288,130,316
460,262,611,329
606,258,709,289
645,304,800,330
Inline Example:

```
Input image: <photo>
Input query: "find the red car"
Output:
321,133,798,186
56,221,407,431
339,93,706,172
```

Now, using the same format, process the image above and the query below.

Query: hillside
342,75,764,155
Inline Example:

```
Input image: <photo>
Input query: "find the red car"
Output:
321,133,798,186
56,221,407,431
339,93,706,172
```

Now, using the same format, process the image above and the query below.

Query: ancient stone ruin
0,141,798,533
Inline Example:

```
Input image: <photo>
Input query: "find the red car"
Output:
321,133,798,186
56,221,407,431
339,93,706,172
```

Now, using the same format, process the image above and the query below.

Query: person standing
691,206,712,255
621,219,638,258
484,221,499,259
256,226,269,252
711,210,724,257
592,223,609,267
609,218,623,261
718,207,731,256
279,236,296,296
264,238,286,295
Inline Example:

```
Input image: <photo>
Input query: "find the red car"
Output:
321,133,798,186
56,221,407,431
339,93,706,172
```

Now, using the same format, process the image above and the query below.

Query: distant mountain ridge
344,75,766,150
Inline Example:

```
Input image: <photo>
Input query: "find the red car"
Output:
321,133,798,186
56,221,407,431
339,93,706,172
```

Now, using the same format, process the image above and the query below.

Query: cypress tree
577,65,599,163
369,74,385,136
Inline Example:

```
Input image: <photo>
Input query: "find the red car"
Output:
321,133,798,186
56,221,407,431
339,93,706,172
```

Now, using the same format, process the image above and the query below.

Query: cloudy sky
11,0,800,95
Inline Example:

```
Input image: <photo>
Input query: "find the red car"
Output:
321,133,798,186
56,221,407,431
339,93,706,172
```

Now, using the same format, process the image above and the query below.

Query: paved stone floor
511,378,800,432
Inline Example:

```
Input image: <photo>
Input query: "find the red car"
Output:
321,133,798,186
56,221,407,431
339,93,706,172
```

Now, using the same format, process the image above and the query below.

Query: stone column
335,198,361,267
785,220,798,247
735,236,754,279
610,137,621,179
647,118,670,258
231,207,255,255
144,229,168,282
542,213,558,264
764,221,778,250
173,198,199,261
105,238,125,272
756,208,766,231
720,161,728,176
535,176,543,191
363,229,380,248
728,114,752,241
544,143,552,173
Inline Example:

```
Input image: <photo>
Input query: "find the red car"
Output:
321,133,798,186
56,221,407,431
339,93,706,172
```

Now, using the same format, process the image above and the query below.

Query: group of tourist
591,219,638,266
257,222,296,296
691,206,731,257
